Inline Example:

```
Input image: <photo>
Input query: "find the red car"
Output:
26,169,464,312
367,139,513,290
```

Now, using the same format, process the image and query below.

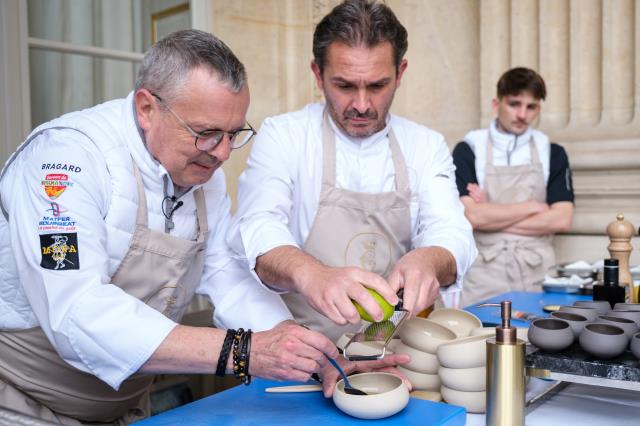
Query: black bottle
593,259,626,308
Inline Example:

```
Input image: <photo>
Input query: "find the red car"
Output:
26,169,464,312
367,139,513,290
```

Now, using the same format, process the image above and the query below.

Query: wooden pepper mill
606,214,636,303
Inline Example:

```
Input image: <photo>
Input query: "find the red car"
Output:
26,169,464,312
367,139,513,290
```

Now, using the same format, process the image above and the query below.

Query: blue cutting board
135,379,466,425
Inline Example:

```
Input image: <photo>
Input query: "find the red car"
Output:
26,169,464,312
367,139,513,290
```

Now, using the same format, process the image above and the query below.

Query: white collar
327,110,391,152
488,119,533,152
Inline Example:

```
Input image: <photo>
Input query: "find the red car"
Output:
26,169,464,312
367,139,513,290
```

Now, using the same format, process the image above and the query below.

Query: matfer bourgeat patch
41,173,74,200
40,233,79,270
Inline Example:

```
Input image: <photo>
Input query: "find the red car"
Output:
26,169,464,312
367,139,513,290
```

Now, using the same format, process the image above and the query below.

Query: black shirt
452,141,574,204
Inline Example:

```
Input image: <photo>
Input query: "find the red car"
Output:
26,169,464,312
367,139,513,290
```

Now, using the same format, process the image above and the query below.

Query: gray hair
313,0,408,74
135,29,246,102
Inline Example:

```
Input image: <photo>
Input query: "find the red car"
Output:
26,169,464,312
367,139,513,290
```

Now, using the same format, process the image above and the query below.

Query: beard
325,96,392,138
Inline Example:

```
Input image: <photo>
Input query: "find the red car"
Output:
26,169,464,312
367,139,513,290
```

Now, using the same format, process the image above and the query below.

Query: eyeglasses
151,93,256,151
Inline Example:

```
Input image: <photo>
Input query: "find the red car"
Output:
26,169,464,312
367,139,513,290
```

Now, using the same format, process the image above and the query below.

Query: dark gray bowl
528,319,574,352
631,332,640,359
551,311,588,337
605,310,640,327
558,305,598,322
579,323,628,359
573,300,610,316
595,315,638,339
613,303,640,312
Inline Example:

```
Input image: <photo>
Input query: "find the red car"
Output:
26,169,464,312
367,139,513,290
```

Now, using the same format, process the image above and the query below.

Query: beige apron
282,111,412,343
0,164,208,425
461,135,554,306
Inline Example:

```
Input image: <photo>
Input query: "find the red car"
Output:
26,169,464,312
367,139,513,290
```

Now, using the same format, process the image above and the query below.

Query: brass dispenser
477,300,525,426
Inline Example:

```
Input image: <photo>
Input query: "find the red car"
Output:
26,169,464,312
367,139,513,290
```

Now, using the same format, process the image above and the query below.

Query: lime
352,288,395,322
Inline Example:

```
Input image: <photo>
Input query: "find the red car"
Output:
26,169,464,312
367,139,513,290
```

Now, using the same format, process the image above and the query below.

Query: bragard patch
41,173,74,200
41,163,82,173
40,233,79,270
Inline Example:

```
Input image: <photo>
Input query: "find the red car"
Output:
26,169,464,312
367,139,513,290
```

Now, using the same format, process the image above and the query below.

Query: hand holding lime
352,288,395,322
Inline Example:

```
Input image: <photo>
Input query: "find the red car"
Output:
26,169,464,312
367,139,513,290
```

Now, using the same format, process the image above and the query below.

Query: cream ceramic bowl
397,366,441,391
333,372,409,420
438,366,486,392
392,340,439,374
440,385,486,414
427,308,483,338
399,318,456,354
469,326,529,343
437,334,489,369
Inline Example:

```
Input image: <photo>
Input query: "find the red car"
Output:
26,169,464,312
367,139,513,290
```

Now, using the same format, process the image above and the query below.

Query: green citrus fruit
352,288,395,322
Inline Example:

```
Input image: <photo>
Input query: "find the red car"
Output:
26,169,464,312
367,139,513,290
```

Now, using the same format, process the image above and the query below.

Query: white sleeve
198,171,293,331
226,118,301,284
5,131,176,390
414,135,478,293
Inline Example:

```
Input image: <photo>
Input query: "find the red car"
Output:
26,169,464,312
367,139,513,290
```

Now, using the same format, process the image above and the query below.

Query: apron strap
193,188,208,240
387,128,410,192
486,134,494,166
131,162,149,228
321,110,337,189
529,136,541,165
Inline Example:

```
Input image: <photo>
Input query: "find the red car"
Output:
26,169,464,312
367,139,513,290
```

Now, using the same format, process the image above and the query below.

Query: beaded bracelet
215,329,236,377
232,328,252,385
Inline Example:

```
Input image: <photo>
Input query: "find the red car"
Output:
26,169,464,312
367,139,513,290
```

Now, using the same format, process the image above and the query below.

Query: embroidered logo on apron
345,232,392,275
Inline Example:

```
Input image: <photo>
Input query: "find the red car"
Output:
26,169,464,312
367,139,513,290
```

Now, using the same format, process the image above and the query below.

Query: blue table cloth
135,378,466,426
464,291,591,326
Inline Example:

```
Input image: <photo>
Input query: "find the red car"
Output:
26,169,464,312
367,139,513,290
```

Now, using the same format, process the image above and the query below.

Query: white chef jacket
0,93,292,389
227,103,477,299
464,120,551,188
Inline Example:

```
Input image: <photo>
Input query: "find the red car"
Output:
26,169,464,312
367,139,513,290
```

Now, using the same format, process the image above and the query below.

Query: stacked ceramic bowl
528,301,640,360
396,317,455,394
402,308,487,414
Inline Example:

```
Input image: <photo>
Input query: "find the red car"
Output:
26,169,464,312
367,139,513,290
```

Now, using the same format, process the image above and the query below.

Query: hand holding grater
343,308,409,361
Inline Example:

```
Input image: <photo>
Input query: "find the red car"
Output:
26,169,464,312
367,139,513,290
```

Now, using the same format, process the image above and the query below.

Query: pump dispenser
477,300,525,426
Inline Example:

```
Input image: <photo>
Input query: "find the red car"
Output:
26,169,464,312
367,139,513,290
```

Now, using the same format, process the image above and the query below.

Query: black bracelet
215,329,236,377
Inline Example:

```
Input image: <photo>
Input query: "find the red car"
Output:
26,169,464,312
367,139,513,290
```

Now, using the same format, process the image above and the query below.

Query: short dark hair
312,0,408,74
496,67,547,100
135,29,246,103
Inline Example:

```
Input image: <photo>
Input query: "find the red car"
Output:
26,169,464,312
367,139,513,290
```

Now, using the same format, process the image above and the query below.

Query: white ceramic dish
440,385,486,414
427,308,483,337
392,340,439,374
397,366,441,391
436,334,489,369
399,318,456,354
333,372,409,420
438,366,486,392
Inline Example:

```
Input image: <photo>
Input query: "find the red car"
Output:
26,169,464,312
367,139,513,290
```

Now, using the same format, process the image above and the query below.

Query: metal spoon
327,357,367,396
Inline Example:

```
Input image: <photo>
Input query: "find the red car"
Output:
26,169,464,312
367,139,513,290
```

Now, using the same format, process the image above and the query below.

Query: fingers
250,324,339,383
388,260,441,315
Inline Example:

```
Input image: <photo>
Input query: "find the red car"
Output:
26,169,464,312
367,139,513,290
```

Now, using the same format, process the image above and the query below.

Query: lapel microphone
162,196,184,220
